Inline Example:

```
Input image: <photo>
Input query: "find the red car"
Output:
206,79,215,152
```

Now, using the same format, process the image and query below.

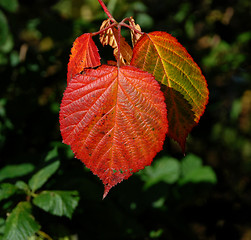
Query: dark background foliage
0,0,251,239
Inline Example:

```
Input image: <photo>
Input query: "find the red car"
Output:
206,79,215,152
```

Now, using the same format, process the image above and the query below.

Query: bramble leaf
33,190,79,219
99,19,133,65
0,183,17,201
28,161,60,192
67,33,101,84
3,202,40,240
59,65,168,198
0,218,5,235
131,31,209,151
0,163,34,182
179,154,217,185
140,156,180,189
0,0,18,12
15,181,30,193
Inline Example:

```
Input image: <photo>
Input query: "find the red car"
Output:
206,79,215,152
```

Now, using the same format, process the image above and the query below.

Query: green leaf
179,167,217,185
0,0,19,12
28,161,60,192
3,202,40,240
180,154,202,176
15,181,30,193
0,163,34,182
0,217,5,235
140,157,180,189
0,183,17,201
179,154,217,185
33,190,79,219
149,228,164,238
0,10,8,45
0,33,13,53
44,147,58,162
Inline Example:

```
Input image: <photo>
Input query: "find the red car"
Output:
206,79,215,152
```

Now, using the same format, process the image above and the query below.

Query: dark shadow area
162,85,196,152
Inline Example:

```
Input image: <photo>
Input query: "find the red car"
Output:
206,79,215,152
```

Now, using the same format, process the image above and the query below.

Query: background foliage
0,0,251,239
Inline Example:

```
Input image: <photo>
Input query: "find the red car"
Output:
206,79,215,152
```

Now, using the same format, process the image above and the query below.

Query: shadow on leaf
161,86,196,152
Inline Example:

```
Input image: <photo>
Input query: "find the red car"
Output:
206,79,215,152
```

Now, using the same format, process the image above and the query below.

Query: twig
97,0,114,20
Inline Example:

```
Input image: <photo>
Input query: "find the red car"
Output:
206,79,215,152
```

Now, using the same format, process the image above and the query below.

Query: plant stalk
91,22,117,37
117,24,121,68
98,0,114,19
120,22,144,35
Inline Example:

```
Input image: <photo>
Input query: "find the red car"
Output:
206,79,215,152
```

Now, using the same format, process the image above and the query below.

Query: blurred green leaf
179,167,217,185
0,52,7,65
0,183,17,201
0,163,34,182
237,31,251,43
44,147,58,162
230,99,241,121
140,157,180,189
136,13,153,29
33,190,79,219
28,161,60,192
15,181,30,193
0,10,8,45
152,197,165,209
185,16,195,38
0,0,18,12
52,0,72,19
131,2,147,12
180,154,202,176
174,3,190,22
10,51,19,67
0,98,6,117
0,218,5,236
179,154,217,185
0,33,13,53
149,228,164,238
3,202,40,240
107,0,117,15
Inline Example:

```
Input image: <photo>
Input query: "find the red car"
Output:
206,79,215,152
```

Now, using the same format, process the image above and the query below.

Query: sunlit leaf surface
60,65,168,198
67,33,101,84
131,31,209,150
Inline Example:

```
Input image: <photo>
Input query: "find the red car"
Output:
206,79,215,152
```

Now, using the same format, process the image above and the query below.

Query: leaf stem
98,0,114,20
120,22,144,35
91,22,117,37
117,24,121,68
121,17,132,23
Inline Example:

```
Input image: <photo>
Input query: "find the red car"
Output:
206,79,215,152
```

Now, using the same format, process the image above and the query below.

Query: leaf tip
102,184,112,200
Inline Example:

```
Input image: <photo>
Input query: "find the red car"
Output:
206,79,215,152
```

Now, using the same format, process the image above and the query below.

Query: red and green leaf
61,0,209,197
67,33,101,84
59,65,168,198
131,31,209,151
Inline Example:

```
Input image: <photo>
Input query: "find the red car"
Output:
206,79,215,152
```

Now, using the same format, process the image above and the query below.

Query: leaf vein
64,80,115,143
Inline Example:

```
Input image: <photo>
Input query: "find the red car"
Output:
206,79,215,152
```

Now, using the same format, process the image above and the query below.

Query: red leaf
60,65,168,198
67,33,101,84
131,31,209,151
